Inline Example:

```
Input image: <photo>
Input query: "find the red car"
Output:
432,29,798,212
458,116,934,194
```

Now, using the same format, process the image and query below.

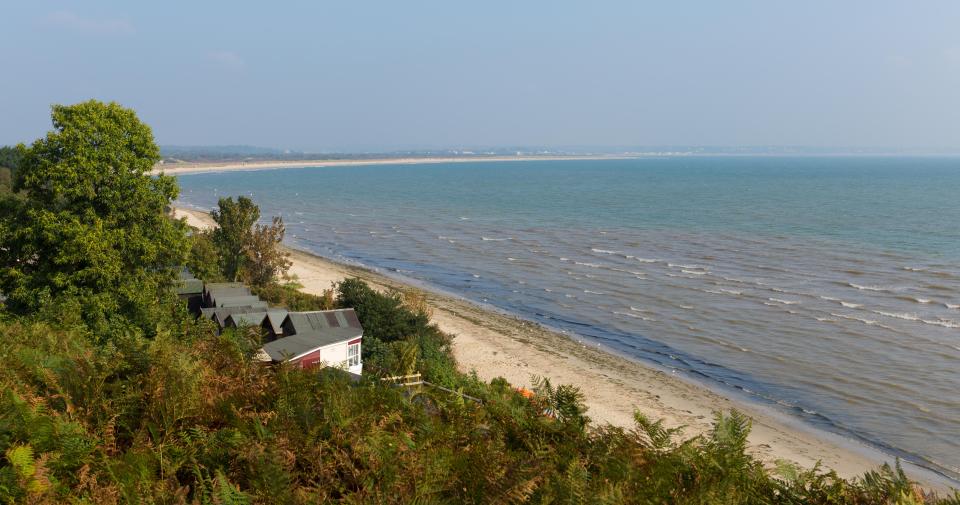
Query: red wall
295,348,324,369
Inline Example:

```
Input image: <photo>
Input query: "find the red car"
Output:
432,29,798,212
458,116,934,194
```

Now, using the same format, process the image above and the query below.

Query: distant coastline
152,154,639,176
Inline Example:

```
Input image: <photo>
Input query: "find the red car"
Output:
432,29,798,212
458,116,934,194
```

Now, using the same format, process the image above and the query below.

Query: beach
173,205,946,487
153,155,638,176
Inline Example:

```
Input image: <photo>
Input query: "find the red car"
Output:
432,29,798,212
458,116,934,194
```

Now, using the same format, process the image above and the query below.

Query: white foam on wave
507,257,517,261
873,310,919,321
946,303,960,310
682,269,707,275
668,263,702,269
849,283,888,292
583,289,605,295
613,311,656,322
575,261,601,268
819,295,840,302
768,298,800,305
830,313,898,331
922,318,960,329
591,248,622,255
482,236,509,241
718,288,742,295
840,301,863,309
633,257,659,263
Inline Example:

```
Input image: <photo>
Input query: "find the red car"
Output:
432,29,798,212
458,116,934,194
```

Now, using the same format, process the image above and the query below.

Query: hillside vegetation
0,100,956,504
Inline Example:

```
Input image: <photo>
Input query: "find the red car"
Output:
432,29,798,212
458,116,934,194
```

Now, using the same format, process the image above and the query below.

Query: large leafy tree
0,100,188,330
211,196,260,281
243,216,291,287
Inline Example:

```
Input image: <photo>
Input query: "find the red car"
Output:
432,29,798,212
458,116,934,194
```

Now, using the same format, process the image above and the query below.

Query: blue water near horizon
175,156,960,480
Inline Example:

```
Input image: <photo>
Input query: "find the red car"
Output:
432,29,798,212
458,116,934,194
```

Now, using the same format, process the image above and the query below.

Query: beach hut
261,310,290,340
175,267,204,314
201,305,269,331
255,309,363,374
202,282,250,308
223,311,268,329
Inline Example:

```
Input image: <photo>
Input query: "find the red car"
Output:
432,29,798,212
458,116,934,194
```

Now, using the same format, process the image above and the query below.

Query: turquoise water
176,156,960,479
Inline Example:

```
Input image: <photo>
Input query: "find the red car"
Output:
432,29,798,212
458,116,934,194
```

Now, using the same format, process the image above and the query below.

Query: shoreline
152,155,637,176
173,205,955,491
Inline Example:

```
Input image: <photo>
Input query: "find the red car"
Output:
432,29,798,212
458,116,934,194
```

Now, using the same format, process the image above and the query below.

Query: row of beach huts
176,268,363,375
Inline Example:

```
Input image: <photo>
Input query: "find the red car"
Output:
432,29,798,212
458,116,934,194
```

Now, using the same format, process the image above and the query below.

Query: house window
347,342,360,367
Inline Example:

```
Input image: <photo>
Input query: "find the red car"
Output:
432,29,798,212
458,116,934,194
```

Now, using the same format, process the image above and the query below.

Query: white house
255,309,363,375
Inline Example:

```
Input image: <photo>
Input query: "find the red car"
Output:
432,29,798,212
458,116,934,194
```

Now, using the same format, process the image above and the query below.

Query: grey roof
179,267,196,280
285,309,363,335
175,278,204,295
203,283,250,304
200,305,268,323
263,310,289,335
224,312,268,327
204,282,247,291
215,295,265,308
259,327,363,361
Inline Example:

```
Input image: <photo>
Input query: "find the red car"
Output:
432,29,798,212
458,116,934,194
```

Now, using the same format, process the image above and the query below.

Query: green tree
0,145,22,194
211,196,260,281
243,216,291,287
187,229,223,281
0,100,188,330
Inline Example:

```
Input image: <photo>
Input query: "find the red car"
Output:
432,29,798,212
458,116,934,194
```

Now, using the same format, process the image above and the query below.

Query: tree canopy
0,100,188,331
211,196,260,281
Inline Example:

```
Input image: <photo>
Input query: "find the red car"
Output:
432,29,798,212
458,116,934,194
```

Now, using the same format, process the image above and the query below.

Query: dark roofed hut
256,309,364,374
175,267,204,314
202,282,250,308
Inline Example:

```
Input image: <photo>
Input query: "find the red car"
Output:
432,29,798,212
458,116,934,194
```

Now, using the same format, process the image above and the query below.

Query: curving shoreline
152,155,640,176
173,205,955,491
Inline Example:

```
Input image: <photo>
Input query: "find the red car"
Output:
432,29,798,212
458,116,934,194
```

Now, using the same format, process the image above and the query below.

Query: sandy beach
152,155,637,176
173,205,952,489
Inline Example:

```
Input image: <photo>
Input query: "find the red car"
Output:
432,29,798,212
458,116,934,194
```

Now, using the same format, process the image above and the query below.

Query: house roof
203,283,251,303
263,310,289,335
224,312,268,327
259,327,363,362
285,309,363,335
175,278,204,295
212,295,264,308
201,305,268,323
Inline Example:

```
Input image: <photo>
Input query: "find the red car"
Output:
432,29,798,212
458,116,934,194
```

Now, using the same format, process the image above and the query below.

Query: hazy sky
3,1,959,151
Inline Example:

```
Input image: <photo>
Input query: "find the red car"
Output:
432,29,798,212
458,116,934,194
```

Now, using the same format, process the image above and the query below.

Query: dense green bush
1,312,957,503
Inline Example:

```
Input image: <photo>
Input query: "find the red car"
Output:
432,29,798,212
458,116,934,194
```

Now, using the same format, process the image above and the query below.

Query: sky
2,1,959,151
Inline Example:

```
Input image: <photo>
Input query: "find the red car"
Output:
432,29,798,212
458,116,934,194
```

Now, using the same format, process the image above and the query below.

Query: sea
175,156,960,480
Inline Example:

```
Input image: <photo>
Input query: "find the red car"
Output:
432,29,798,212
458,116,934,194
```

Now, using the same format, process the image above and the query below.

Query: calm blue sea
176,156,960,479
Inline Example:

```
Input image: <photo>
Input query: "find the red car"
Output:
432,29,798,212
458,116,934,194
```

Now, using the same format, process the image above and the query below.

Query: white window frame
347,342,360,367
